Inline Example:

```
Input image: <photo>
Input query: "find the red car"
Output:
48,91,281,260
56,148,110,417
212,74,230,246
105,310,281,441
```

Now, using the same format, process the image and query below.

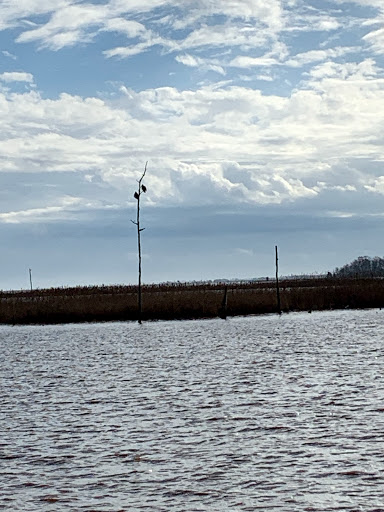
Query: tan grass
0,277,383,324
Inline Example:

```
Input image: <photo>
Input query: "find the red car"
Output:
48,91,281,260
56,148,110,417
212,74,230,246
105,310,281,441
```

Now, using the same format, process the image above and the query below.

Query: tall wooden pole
132,163,147,324
275,245,281,315
29,268,33,291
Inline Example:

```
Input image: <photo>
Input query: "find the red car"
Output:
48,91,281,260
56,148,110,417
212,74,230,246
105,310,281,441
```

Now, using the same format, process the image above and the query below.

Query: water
1,309,384,511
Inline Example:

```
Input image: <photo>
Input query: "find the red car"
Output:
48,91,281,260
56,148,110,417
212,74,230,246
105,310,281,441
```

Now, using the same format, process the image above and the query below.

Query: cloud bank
0,0,383,285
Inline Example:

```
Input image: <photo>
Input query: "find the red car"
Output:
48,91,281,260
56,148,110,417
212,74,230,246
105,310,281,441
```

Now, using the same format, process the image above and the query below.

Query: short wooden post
219,285,228,319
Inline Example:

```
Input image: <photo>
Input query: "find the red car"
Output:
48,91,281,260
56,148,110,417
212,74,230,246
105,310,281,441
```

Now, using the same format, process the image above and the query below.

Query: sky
0,0,384,289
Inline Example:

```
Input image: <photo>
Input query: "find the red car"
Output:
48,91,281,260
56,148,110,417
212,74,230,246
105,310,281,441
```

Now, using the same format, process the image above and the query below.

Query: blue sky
0,0,384,289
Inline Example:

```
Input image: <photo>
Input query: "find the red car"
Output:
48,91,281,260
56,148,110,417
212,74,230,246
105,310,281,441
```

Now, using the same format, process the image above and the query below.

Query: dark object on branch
131,162,148,324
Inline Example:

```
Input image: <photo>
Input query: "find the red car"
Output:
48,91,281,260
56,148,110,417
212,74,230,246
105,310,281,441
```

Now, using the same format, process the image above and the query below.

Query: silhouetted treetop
334,256,384,277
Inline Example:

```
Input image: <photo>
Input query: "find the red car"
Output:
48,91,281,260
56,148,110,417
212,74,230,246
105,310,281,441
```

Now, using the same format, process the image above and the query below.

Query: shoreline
1,276,383,325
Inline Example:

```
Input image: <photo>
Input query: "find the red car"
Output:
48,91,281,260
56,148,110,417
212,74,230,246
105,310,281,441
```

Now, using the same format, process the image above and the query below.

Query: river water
1,309,384,511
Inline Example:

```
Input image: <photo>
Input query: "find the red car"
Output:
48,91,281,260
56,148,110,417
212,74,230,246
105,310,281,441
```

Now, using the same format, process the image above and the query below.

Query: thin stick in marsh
131,162,148,324
275,245,281,315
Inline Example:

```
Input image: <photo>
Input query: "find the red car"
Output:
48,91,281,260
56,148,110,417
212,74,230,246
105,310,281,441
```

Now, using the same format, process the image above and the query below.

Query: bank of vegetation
334,255,384,278
1,274,384,325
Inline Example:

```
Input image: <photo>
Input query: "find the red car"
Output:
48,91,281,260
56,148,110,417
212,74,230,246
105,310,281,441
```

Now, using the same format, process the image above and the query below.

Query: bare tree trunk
132,163,148,324
136,192,142,324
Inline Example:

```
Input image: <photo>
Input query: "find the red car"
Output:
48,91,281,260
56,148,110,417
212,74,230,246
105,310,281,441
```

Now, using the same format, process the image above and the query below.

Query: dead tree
131,162,148,324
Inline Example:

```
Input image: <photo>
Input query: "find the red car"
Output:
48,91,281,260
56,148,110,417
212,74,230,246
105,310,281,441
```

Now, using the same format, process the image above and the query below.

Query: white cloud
0,195,82,224
229,56,280,68
256,74,274,81
16,3,109,49
170,0,284,32
307,58,378,80
286,47,359,67
363,27,384,54
365,176,384,194
284,12,344,35
198,0,284,25
0,0,384,220
0,194,120,224
103,17,146,37
109,0,169,14
179,23,270,51
234,248,254,256
2,50,17,60
334,0,384,9
12,2,165,51
2,0,286,58
273,175,318,200
1,0,381,91
175,54,225,75
0,56,382,215
0,71,34,83
104,42,153,58
0,0,71,31
317,19,341,31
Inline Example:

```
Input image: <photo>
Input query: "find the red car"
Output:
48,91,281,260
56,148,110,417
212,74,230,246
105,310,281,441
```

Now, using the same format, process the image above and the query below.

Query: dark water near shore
1,310,384,511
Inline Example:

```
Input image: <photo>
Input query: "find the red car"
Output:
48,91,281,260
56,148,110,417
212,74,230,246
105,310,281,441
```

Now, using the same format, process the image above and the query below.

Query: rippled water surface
1,309,384,511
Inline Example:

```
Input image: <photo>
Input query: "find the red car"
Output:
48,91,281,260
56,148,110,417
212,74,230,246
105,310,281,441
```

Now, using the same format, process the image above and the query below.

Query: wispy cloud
363,27,384,54
229,56,280,69
0,196,82,224
285,47,360,67
3,1,285,57
16,3,109,49
1,50,17,60
175,54,225,75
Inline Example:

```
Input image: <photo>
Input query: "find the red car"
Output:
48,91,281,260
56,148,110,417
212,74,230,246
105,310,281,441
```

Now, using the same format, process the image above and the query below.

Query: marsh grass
0,277,383,324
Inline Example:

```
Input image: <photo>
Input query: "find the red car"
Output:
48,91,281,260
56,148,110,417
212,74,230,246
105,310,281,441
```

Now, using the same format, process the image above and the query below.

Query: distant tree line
334,256,384,278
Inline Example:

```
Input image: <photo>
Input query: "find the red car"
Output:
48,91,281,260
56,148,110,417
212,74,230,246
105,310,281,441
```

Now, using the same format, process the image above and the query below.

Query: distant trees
334,256,384,278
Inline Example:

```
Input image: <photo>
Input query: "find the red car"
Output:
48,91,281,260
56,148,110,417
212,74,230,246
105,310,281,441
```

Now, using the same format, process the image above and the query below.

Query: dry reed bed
0,277,383,324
